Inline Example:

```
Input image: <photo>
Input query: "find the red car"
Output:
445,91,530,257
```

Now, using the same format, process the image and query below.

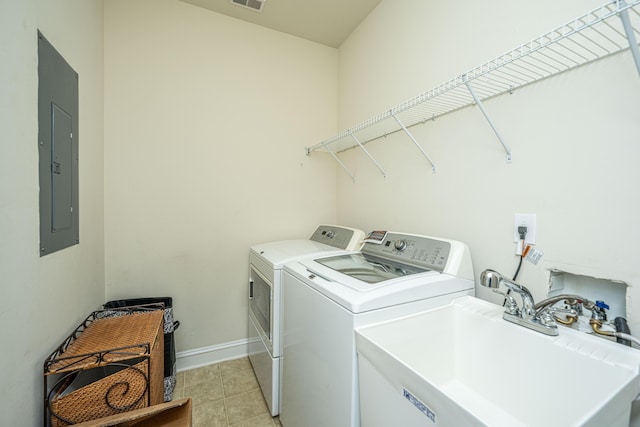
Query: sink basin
355,296,640,427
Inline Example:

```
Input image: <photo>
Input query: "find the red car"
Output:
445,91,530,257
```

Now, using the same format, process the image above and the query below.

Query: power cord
513,225,528,281
503,226,527,306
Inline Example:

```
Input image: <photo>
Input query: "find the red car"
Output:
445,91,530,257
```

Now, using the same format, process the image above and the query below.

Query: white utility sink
355,296,640,427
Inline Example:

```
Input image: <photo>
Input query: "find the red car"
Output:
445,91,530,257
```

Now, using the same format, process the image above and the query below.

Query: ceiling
178,0,383,48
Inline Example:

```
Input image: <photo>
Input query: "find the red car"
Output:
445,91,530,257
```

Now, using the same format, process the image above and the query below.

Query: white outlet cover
514,214,536,244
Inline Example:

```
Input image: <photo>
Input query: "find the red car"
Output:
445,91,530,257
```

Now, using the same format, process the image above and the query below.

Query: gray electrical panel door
38,31,79,256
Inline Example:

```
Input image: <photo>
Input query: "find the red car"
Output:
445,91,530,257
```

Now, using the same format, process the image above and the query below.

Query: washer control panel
309,225,365,251
362,231,451,271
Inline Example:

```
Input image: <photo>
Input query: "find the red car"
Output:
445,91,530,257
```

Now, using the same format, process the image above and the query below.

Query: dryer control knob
394,240,407,251
325,231,335,238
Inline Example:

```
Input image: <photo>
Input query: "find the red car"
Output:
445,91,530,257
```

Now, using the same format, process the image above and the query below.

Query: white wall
104,0,339,354
336,0,640,330
0,0,105,424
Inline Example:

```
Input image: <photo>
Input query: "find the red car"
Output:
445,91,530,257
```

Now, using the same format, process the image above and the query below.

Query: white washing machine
281,231,475,427
248,225,365,416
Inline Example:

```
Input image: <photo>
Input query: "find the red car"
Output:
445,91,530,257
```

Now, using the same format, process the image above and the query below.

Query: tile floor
173,357,282,427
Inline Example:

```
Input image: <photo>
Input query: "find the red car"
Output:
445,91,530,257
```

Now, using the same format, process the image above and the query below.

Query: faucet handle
592,300,609,321
492,289,520,315
538,311,558,327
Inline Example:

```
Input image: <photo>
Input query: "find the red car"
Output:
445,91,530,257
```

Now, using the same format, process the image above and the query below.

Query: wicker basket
44,309,164,426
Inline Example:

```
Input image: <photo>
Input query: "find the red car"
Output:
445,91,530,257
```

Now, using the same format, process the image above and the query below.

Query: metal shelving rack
306,0,640,180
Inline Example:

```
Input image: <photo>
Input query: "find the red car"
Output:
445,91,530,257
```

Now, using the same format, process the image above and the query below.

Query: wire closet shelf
306,0,640,179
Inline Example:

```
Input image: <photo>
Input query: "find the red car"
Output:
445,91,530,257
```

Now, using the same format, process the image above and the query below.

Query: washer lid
288,259,472,313
314,252,430,284
299,256,440,293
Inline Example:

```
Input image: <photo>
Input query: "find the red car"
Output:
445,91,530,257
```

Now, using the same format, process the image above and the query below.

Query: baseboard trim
176,338,249,372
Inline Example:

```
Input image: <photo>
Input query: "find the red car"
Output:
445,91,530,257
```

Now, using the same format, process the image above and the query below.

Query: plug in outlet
514,214,536,254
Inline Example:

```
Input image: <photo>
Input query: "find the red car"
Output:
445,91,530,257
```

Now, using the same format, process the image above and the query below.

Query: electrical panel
38,31,79,256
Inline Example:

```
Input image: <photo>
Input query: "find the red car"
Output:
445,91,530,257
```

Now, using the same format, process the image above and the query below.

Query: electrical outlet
514,214,536,244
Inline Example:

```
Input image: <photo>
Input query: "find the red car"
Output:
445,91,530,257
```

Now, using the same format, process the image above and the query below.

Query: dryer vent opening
230,0,266,13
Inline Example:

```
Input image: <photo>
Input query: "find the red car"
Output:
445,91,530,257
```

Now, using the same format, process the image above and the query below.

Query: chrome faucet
480,269,558,336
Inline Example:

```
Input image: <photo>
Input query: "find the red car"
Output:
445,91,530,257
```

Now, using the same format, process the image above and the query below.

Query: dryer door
249,265,273,347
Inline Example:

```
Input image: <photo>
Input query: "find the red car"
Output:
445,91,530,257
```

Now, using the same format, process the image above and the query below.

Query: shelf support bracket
328,148,356,182
307,144,356,182
392,113,436,173
350,133,386,178
618,0,640,77
464,80,513,163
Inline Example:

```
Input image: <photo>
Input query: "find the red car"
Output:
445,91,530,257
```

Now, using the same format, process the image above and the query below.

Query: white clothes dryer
281,231,475,427
248,225,365,416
